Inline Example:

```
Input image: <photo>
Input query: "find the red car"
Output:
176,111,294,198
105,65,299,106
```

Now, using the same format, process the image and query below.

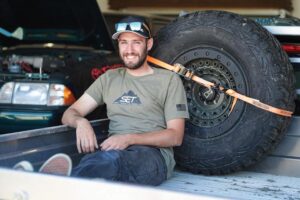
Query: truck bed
1,168,299,200
1,117,300,199
163,116,300,199
161,171,300,199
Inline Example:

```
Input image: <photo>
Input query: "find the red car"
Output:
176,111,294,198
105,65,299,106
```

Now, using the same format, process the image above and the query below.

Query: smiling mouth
125,54,138,59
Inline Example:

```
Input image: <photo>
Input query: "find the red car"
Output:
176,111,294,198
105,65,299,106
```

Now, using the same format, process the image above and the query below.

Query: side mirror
0,27,24,40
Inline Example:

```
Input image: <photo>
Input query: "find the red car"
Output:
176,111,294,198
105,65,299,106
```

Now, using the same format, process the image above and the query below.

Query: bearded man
62,16,189,185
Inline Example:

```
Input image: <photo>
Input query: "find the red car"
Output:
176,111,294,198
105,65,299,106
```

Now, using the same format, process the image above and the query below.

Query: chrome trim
289,57,300,63
264,26,300,36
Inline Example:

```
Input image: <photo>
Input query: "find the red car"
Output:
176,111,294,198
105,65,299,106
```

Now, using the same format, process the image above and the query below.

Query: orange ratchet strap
147,55,293,117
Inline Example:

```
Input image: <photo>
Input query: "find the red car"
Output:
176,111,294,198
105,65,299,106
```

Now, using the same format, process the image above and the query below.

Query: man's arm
62,93,99,153
100,118,185,151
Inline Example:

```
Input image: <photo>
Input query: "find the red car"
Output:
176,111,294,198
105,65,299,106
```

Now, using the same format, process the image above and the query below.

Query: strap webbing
147,55,293,117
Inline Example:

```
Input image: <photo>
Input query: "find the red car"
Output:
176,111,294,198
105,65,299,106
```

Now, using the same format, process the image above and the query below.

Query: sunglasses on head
115,22,150,34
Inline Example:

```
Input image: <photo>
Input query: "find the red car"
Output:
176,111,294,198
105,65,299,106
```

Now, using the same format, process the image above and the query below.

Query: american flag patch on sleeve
176,104,187,111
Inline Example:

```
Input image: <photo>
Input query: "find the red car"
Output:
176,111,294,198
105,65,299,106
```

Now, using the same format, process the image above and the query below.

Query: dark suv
0,0,120,133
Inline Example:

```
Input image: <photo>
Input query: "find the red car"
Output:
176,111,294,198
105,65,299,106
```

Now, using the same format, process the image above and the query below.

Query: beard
120,46,148,70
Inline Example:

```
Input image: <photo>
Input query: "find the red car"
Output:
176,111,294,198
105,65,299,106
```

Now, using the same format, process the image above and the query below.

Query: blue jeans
72,145,167,186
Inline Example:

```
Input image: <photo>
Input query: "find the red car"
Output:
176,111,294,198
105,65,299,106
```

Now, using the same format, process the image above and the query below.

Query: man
61,16,189,185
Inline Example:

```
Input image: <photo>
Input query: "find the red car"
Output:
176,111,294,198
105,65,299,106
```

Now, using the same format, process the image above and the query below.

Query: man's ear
147,38,153,51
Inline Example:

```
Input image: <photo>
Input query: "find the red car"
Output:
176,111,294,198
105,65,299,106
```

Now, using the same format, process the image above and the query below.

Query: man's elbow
61,110,68,125
173,131,184,146
174,137,183,146
167,119,185,146
61,107,73,125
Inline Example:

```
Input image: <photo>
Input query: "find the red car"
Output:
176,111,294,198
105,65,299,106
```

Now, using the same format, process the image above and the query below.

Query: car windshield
0,0,114,51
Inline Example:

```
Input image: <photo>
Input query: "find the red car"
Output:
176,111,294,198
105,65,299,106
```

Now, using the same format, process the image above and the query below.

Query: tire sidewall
151,11,294,173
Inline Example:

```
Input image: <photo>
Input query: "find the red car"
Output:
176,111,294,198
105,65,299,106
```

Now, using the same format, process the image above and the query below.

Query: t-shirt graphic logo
113,90,141,105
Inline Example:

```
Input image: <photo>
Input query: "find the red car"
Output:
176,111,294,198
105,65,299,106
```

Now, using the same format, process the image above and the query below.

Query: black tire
151,11,295,174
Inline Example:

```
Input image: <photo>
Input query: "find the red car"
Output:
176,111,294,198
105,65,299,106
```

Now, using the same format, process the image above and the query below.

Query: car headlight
13,82,49,105
0,82,14,103
0,82,75,106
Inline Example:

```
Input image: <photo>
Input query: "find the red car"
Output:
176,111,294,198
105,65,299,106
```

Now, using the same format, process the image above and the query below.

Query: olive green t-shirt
85,67,189,179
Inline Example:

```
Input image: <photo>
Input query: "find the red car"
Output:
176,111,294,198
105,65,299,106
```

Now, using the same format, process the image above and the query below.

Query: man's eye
134,41,142,45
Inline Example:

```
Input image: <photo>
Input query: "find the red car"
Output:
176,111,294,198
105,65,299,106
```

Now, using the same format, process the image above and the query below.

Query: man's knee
119,146,168,185
72,150,122,179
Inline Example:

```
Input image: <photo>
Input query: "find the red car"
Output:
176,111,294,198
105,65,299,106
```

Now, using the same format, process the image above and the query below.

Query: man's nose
125,43,134,53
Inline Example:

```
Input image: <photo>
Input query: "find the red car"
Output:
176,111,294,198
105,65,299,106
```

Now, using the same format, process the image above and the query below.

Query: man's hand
76,118,99,153
100,134,132,151
61,93,100,153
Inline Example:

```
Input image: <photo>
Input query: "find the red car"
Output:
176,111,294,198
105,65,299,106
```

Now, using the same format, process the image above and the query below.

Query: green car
0,0,119,134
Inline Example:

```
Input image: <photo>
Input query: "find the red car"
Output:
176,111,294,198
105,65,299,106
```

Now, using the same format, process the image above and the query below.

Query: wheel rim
173,46,247,138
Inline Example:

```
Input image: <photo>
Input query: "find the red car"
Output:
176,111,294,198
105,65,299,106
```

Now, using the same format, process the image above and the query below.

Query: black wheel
151,11,295,174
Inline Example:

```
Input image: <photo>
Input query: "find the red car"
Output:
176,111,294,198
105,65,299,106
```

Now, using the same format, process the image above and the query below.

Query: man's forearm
130,119,185,148
61,108,87,128
61,93,99,128
99,119,185,150
129,128,183,148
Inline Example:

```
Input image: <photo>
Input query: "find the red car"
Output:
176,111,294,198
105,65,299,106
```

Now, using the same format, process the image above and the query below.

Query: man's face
118,32,151,70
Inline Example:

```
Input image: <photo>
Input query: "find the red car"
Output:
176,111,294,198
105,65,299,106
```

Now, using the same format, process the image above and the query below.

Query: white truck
1,1,300,199
0,117,300,199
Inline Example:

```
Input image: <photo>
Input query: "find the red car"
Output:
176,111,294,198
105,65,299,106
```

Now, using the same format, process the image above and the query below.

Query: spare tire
151,11,295,174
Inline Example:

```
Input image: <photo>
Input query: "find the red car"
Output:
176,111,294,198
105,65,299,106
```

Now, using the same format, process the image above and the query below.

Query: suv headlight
0,82,75,106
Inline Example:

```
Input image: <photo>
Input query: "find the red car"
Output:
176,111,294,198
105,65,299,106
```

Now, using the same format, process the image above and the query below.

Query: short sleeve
164,74,189,121
85,76,104,105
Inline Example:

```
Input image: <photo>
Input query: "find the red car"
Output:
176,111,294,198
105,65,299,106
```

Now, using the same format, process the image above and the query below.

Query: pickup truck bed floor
159,170,300,199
